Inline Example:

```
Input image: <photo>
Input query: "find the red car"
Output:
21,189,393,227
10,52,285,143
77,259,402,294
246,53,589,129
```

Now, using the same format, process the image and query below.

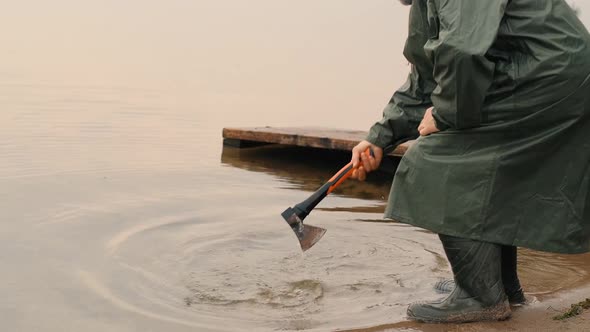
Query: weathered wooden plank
222,127,413,156
222,138,271,148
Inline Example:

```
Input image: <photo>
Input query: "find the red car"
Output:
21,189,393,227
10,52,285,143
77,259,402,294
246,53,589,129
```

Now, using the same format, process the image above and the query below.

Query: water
2,1,590,331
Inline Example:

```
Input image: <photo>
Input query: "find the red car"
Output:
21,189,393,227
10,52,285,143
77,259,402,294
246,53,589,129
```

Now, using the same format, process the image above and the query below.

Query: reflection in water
221,144,398,201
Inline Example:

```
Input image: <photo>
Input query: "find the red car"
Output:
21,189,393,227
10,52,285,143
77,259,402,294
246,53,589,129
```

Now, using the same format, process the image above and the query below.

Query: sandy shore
342,283,590,332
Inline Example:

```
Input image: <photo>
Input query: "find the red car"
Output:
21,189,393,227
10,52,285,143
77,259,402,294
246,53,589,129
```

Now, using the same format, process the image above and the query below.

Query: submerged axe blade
281,207,326,251
297,224,327,252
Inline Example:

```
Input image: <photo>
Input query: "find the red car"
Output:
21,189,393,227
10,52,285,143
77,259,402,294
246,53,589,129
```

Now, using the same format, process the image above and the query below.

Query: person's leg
407,234,511,323
501,246,526,305
433,245,527,305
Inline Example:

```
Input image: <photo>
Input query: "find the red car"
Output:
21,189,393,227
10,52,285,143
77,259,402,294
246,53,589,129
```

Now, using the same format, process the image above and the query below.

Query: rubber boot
407,234,511,323
433,246,526,305
433,279,455,293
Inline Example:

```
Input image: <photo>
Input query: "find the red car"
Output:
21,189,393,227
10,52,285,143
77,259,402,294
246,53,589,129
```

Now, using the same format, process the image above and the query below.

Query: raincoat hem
385,212,590,255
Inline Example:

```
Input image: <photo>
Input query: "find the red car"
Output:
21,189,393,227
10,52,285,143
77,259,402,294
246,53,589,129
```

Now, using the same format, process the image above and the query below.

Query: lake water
2,1,590,331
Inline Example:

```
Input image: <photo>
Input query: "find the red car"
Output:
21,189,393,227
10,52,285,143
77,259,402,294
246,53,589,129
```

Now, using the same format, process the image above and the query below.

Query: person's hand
418,107,440,136
350,140,383,181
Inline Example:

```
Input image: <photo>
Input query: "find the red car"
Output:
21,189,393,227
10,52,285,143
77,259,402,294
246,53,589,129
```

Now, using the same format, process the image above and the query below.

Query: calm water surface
2,1,590,331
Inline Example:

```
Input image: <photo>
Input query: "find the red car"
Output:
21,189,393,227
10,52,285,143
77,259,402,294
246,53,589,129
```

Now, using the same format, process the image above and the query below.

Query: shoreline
340,283,590,332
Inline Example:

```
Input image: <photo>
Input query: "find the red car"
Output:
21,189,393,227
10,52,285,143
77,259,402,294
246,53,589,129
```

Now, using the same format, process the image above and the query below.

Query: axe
281,148,377,251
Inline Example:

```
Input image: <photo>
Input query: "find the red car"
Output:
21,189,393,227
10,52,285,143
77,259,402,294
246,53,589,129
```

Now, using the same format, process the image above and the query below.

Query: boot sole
407,302,511,324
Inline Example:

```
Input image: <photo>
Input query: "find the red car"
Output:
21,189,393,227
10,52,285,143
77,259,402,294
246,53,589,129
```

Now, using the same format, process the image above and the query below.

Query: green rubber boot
407,234,511,323
433,246,526,305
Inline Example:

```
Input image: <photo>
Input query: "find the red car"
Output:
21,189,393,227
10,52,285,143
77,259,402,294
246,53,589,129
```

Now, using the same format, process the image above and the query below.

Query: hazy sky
2,1,587,86
569,1,590,23
1,1,589,129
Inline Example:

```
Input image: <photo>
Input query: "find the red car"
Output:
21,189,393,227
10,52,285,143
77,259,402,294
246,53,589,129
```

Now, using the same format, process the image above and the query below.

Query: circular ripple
94,211,449,331
83,207,590,332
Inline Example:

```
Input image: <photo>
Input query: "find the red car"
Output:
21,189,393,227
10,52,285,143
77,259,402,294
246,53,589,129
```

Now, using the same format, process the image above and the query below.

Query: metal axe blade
281,207,327,252
279,145,400,252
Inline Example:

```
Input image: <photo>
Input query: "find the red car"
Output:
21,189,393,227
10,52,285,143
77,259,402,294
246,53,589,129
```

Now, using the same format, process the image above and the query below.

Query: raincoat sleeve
426,0,508,130
366,65,433,148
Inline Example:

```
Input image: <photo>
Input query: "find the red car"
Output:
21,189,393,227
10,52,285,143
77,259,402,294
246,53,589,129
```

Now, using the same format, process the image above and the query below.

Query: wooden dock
222,127,412,157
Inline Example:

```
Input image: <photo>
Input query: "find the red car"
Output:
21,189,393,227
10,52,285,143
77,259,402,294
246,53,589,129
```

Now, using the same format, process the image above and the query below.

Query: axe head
281,207,326,252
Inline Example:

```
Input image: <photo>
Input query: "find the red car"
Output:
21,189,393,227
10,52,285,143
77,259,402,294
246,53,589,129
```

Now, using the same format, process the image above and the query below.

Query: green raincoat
367,0,590,254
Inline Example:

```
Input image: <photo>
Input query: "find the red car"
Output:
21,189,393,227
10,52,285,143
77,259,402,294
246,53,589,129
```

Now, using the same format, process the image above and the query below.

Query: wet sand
342,284,590,332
